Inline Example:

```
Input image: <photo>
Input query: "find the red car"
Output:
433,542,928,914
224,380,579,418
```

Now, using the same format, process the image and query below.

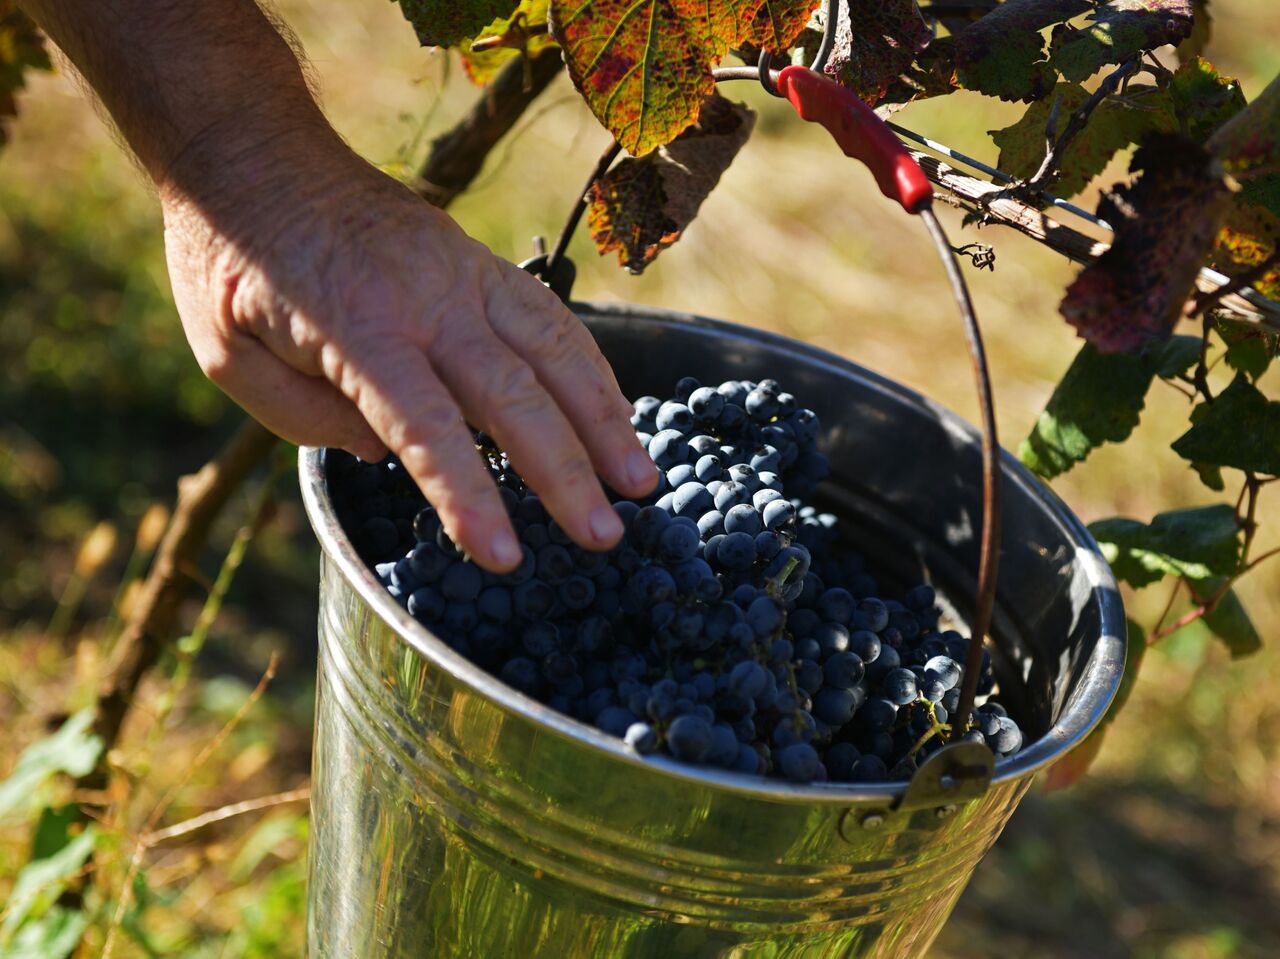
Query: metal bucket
300,303,1125,958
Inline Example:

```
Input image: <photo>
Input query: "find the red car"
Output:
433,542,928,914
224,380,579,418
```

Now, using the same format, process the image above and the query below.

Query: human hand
159,125,658,572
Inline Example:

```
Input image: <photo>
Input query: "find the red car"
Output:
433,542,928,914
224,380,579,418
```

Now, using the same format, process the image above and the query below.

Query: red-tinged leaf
461,1,556,86
550,0,815,155
588,94,754,272
1060,136,1231,353
398,0,522,48
1044,618,1146,792
1050,0,1195,83
0,4,51,146
824,0,932,106
991,83,1175,198
953,0,1092,102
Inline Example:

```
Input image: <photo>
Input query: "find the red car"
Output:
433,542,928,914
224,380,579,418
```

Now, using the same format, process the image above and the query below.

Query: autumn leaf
1207,71,1280,299
953,0,1091,102
398,0,522,48
550,0,815,155
1060,136,1231,353
824,0,932,106
0,4,51,146
1050,0,1195,83
588,94,754,272
461,1,557,86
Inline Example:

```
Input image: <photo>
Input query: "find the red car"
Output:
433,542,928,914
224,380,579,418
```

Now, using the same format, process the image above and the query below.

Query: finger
198,332,388,461
428,323,625,552
324,338,522,573
486,264,658,498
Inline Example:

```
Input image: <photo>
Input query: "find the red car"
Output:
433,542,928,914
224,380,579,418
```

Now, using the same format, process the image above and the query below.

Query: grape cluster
329,376,1025,783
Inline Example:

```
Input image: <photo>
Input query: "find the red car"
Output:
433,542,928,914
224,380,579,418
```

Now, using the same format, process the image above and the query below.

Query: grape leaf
1019,342,1164,479
953,0,1091,102
1207,72,1280,300
461,1,556,86
1060,136,1231,354
1190,461,1225,491
824,0,932,106
588,94,754,273
1043,618,1145,791
990,83,1174,198
1190,577,1261,658
398,0,521,48
1169,56,1246,142
1050,0,1195,83
1172,375,1280,476
1217,321,1276,381
550,0,815,156
1090,504,1242,589
0,4,51,147
1154,334,1203,378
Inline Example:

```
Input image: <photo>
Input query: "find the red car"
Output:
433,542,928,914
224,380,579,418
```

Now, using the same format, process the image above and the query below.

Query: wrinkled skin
161,130,658,571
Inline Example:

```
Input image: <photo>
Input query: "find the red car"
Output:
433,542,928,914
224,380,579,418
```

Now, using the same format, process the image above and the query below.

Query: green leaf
990,81,1175,198
1190,460,1225,491
1044,617,1146,790
954,0,1091,102
0,907,87,959
550,0,815,155
1192,577,1261,658
460,1,556,86
1172,376,1280,475
397,0,521,48
1050,0,1195,83
1217,321,1276,381
588,94,754,272
0,826,97,945
0,709,101,821
1018,343,1158,479
825,0,932,106
1090,504,1242,588
1060,136,1231,353
1154,334,1204,378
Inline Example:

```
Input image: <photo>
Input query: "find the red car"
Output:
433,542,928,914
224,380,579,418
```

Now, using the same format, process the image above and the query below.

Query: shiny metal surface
301,303,1126,958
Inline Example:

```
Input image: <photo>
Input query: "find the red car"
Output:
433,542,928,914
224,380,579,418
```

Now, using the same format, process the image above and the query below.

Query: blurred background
0,2,1276,956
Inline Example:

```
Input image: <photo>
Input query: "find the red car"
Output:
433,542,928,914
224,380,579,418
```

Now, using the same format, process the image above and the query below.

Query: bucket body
301,304,1125,958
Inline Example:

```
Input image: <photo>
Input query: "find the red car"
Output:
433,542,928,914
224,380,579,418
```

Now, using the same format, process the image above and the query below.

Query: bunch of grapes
329,376,1024,783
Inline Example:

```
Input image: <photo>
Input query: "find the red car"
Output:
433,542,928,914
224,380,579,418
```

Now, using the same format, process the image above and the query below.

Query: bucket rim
299,300,1127,805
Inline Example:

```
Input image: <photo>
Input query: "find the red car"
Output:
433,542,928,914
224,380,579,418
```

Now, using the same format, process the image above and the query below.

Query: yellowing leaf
461,1,557,86
588,94,754,272
550,0,815,155
0,4,51,147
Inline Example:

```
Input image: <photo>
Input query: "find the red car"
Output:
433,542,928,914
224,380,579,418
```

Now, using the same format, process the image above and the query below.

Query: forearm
18,0,341,202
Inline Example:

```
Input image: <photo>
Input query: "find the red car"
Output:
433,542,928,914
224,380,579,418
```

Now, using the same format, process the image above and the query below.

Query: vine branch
414,49,564,210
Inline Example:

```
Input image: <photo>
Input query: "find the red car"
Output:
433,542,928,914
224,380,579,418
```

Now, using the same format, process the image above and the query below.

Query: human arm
18,0,658,570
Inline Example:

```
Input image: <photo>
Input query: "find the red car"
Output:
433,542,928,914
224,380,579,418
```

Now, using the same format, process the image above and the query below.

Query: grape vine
391,0,1280,785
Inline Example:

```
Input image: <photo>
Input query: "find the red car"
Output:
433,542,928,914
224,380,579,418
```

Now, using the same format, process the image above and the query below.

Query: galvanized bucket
300,303,1126,958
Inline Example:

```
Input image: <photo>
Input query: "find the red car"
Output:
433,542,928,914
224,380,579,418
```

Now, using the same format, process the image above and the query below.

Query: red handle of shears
775,65,933,215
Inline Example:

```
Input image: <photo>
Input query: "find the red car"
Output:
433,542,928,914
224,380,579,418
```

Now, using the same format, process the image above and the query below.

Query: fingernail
626,449,657,489
490,528,522,569
589,505,624,544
